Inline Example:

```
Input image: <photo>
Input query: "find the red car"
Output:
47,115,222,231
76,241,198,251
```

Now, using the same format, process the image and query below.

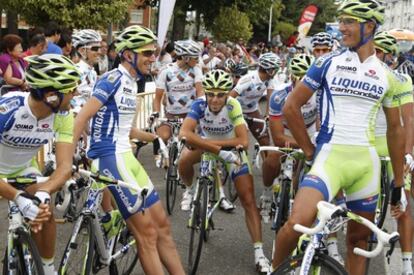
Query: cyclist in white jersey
71,29,102,112
374,31,414,275
0,54,80,274
229,53,280,147
179,69,271,273
73,25,185,275
152,39,203,144
311,32,334,58
272,1,408,274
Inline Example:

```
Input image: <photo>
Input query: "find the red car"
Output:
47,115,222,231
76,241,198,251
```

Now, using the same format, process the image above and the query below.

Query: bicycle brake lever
386,235,399,264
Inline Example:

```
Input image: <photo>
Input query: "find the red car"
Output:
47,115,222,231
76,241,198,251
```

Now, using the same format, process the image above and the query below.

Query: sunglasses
313,48,331,54
205,91,227,98
134,48,156,57
338,17,366,25
88,46,101,52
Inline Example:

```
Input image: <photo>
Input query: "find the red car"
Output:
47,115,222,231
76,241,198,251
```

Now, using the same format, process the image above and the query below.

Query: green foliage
0,0,133,29
211,5,253,42
273,21,296,41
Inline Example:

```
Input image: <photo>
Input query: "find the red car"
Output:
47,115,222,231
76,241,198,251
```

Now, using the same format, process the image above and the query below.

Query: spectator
69,47,81,64
44,21,62,54
94,40,108,75
286,31,299,47
23,34,47,57
107,42,117,70
202,46,225,71
0,34,28,91
57,31,73,57
271,32,282,47
159,42,175,66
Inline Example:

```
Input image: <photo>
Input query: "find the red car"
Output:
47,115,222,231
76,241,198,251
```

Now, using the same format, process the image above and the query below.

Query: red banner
298,5,319,38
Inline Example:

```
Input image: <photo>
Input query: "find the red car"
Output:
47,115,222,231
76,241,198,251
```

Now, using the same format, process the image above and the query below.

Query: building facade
383,0,414,30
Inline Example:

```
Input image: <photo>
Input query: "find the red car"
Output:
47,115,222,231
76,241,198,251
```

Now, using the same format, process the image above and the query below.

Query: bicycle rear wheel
273,179,291,233
272,252,347,275
59,216,95,275
166,142,179,215
109,224,138,275
375,162,390,229
188,180,208,275
4,228,44,275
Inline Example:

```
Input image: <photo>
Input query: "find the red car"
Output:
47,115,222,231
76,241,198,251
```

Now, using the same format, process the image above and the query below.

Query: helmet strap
126,51,144,80
350,23,375,51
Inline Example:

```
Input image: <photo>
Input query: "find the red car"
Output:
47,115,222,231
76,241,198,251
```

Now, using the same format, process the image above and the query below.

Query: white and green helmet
25,54,81,93
115,25,157,53
374,31,399,55
202,69,233,91
337,0,385,25
289,54,315,78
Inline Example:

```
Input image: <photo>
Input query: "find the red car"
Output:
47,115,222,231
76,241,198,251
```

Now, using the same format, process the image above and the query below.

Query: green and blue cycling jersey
299,49,408,212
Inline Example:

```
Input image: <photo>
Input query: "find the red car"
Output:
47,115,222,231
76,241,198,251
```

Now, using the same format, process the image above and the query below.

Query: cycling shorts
91,151,159,220
203,150,251,181
300,144,380,212
244,110,269,141
375,135,411,191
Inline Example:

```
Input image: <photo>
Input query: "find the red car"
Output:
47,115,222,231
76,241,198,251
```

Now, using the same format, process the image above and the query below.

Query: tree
273,21,296,42
0,0,134,29
211,5,253,42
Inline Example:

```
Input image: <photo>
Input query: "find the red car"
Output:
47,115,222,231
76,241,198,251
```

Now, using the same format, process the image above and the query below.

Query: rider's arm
153,88,164,113
179,117,221,154
207,124,249,149
402,103,414,154
283,82,315,160
0,179,20,200
153,67,167,113
73,97,103,145
194,66,204,98
229,75,247,99
384,106,405,187
269,117,299,148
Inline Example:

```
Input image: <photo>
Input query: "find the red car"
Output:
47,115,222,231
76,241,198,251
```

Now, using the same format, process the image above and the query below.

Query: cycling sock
41,257,56,274
219,186,226,198
326,237,339,255
254,242,265,259
402,252,413,274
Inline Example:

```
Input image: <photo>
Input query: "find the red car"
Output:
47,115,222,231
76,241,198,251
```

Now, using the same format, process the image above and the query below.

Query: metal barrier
134,90,157,129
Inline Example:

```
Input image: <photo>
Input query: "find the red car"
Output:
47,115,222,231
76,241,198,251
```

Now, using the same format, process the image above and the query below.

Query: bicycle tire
188,180,207,275
166,142,179,215
109,224,138,275
272,251,347,275
59,216,95,275
273,179,291,233
4,228,45,275
376,162,390,229
224,165,238,203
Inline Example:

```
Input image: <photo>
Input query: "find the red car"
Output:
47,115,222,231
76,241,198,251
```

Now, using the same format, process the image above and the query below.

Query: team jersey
187,97,245,139
303,49,405,146
72,59,98,110
233,70,275,113
375,73,414,136
269,82,318,136
88,65,138,159
155,62,203,115
0,92,73,174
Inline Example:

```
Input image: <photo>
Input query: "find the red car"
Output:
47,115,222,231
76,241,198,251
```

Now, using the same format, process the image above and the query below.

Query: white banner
157,0,176,47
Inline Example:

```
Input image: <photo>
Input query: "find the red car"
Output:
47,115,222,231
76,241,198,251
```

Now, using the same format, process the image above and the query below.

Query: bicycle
187,148,243,275
255,146,304,230
2,176,50,275
272,201,400,275
58,169,149,275
152,117,185,215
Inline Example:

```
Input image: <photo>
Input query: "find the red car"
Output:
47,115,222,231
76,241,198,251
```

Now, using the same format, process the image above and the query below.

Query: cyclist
71,29,102,112
178,69,271,273
229,53,280,149
224,58,249,87
73,25,185,275
311,32,334,58
271,1,408,274
374,31,414,275
0,54,80,274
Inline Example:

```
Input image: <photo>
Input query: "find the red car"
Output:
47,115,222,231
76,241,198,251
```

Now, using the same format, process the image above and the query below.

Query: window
130,9,144,24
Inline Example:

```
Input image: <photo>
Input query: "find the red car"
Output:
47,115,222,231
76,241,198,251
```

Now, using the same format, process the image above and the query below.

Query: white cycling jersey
0,92,73,174
72,59,98,111
303,49,406,146
155,62,202,115
88,65,138,159
233,70,275,113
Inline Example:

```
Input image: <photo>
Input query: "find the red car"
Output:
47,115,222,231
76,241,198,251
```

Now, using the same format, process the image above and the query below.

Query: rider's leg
398,187,413,274
177,148,202,210
262,151,282,187
148,201,185,275
156,123,172,145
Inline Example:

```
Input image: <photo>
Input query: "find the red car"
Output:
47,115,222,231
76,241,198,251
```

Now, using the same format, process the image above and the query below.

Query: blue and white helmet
258,53,282,70
72,29,102,48
311,32,334,48
174,40,202,57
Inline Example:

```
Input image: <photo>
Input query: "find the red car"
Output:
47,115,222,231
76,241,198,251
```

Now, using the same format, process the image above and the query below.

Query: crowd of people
1,0,414,274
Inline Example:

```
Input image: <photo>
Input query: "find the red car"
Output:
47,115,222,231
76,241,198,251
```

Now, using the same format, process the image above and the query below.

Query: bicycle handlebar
243,116,267,137
293,201,400,258
77,169,152,213
254,145,303,169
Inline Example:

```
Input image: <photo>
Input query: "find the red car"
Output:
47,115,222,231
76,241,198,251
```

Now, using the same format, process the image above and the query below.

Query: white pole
268,2,273,43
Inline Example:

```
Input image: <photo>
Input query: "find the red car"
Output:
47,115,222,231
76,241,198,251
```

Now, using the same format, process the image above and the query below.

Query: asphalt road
1,139,409,275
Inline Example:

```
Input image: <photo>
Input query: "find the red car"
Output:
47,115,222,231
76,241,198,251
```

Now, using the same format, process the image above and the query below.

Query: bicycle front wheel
6,228,45,275
166,142,179,215
59,216,95,275
272,252,347,275
273,179,291,233
188,180,208,275
109,224,138,275
375,163,390,229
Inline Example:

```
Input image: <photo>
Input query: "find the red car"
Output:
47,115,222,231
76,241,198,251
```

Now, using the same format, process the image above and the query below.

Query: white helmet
174,40,202,57
311,32,334,48
72,29,102,48
258,53,282,70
